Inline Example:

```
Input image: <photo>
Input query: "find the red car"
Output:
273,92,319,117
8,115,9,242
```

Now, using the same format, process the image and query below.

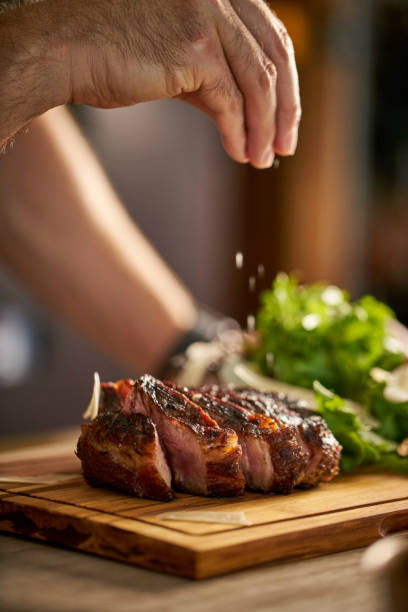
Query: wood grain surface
1,429,408,579
0,533,383,612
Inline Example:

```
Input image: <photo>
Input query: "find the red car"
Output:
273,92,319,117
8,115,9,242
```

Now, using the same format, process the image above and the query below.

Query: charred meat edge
167,382,307,494
77,408,173,501
133,375,245,496
210,387,342,487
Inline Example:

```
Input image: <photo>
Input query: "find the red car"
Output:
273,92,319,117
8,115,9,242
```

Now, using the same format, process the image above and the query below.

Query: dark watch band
157,306,239,379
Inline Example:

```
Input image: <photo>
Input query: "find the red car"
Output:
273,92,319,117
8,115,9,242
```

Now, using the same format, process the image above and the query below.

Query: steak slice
288,404,342,487
167,382,306,494
223,388,341,487
133,375,245,497
98,379,134,414
77,408,173,501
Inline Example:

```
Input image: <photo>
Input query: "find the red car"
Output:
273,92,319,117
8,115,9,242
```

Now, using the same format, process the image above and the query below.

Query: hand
66,0,301,168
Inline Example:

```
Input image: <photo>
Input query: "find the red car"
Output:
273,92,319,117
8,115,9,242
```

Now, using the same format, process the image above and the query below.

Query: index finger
230,0,301,156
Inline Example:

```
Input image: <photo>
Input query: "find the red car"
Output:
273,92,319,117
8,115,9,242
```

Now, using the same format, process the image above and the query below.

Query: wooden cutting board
1,429,407,579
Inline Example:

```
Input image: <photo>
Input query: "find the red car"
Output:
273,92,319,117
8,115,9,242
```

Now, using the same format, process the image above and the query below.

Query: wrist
156,306,240,380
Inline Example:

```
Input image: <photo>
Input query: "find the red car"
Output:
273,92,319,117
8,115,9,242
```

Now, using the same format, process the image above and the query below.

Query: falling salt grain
247,314,256,332
257,264,265,279
273,158,280,169
249,276,256,292
235,252,244,269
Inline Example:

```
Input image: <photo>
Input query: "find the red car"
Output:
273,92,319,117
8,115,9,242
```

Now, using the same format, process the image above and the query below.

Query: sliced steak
78,374,341,502
288,404,342,487
133,375,245,497
167,382,306,494
77,409,173,501
223,388,341,487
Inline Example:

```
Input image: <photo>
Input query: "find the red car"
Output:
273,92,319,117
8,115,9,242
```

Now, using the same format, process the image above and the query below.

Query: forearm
0,1,70,148
0,106,197,371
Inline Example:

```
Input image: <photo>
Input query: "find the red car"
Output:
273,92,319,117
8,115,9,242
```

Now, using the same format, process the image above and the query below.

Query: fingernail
260,148,274,169
283,130,298,155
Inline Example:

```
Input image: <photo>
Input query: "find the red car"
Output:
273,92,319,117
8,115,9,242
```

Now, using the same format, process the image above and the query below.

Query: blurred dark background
1,0,407,436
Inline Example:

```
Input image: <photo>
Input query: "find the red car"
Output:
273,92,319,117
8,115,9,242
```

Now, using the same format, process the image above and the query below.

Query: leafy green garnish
314,382,407,474
366,379,408,442
376,452,408,475
251,273,408,475
255,273,403,400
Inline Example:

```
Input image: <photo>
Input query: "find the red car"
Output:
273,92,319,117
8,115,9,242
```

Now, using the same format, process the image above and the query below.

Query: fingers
174,0,298,167
182,89,247,165
177,46,248,164
230,0,301,156
216,5,277,168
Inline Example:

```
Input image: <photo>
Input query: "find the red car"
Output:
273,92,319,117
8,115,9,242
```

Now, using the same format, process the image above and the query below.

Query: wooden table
0,429,385,611
0,533,384,612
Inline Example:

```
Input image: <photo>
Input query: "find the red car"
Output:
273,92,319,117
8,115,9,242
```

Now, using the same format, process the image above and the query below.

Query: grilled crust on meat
77,409,174,501
175,385,307,494
98,380,134,414
293,407,342,486
211,388,310,492
77,375,341,502
136,376,246,496
205,427,245,496
223,389,342,487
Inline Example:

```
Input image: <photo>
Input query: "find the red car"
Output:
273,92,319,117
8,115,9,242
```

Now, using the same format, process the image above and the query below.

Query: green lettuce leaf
314,381,407,474
366,379,408,442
